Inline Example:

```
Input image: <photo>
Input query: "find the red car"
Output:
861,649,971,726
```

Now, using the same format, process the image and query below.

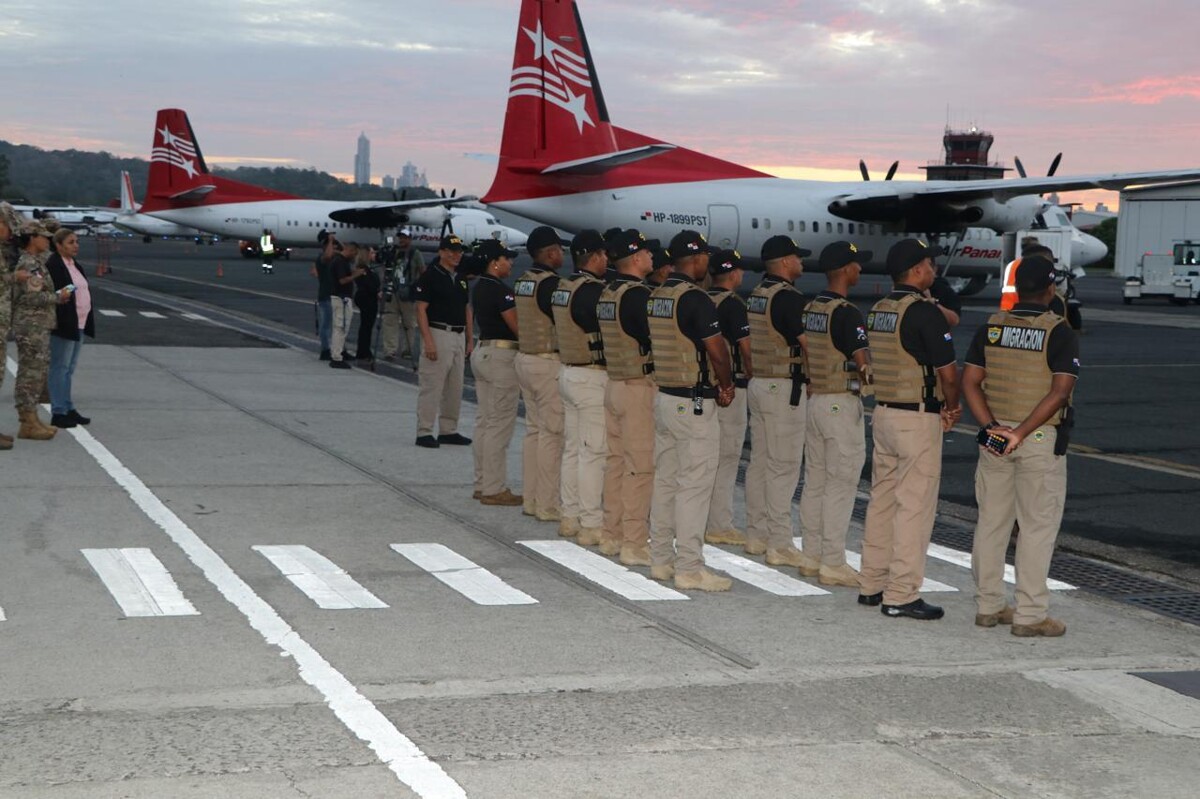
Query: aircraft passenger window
837,223,844,234
813,221,819,231
752,218,759,229
826,222,832,234
869,225,876,235
765,219,771,230
788,221,794,232
799,221,806,233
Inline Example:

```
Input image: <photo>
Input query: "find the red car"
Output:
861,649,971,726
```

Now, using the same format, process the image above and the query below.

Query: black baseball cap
1022,243,1058,262
818,241,872,273
475,238,518,261
603,227,624,242
571,229,607,259
1015,255,1056,292
885,238,944,276
527,225,569,254
667,230,711,261
708,249,744,276
651,247,671,271
606,228,659,260
761,235,812,262
439,234,466,251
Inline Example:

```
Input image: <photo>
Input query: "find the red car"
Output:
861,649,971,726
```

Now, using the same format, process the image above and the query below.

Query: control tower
920,127,1010,182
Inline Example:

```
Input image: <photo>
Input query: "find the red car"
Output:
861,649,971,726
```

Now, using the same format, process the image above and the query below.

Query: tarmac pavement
2,332,1199,797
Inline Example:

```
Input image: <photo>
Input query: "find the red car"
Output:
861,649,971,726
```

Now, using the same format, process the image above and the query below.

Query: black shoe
319,349,332,361
881,598,944,620
857,591,883,607
437,433,472,446
330,360,351,370
415,435,440,448
51,413,77,429
67,410,91,426
341,351,352,361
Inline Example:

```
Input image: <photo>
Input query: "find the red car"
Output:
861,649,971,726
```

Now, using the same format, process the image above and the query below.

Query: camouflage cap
41,217,62,235
18,219,52,238
0,201,25,234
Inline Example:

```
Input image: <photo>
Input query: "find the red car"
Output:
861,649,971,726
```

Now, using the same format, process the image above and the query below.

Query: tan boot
649,564,675,582
1012,617,1065,637
620,545,652,567
975,606,1015,628
796,551,822,577
523,500,538,517
743,539,767,556
765,546,807,568
598,535,622,556
558,516,581,538
18,410,56,441
576,527,604,547
704,528,747,546
817,562,859,587
536,506,562,523
0,431,13,450
674,568,733,592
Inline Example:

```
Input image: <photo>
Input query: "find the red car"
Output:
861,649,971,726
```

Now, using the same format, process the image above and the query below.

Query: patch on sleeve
943,332,953,342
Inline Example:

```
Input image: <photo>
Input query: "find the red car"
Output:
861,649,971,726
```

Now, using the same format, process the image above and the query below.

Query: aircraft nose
1074,232,1107,266
507,228,529,248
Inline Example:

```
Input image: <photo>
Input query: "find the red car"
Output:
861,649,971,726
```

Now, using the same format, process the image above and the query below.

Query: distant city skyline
353,132,371,186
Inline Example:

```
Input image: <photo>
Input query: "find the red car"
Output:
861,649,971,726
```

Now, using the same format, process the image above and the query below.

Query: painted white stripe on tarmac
97,309,125,317
520,540,688,601
0,606,6,622
181,312,211,322
391,544,538,606
82,548,200,616
841,551,959,593
139,311,168,319
927,543,1076,591
702,546,831,596
62,425,466,798
254,545,388,609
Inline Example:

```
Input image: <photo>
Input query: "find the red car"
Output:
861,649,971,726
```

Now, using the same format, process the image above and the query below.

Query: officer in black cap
964,254,1079,638
859,238,961,620
703,249,753,547
413,234,473,448
514,225,570,522
796,241,872,587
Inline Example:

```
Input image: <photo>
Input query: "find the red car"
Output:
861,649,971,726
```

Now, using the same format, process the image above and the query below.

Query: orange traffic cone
216,262,224,278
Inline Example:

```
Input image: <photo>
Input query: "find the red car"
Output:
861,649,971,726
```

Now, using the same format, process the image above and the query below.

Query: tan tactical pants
972,423,1067,626
798,393,866,567
859,406,942,606
515,352,563,515
649,393,719,575
603,377,656,546
745,377,807,551
470,344,520,496
706,387,748,534
559,366,609,528
415,327,465,437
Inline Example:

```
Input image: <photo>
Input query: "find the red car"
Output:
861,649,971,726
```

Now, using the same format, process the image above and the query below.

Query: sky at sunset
2,0,1197,210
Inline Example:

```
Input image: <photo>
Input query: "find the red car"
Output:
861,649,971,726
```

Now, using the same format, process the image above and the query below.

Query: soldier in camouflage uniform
0,202,28,449
11,219,69,440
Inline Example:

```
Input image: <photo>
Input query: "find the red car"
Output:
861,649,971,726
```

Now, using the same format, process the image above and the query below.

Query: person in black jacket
353,245,381,364
45,229,95,428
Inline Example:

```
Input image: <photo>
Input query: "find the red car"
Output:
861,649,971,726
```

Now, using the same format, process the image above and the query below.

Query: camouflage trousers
12,326,50,412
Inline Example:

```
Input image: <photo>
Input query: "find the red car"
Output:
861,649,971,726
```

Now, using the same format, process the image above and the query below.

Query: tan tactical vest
804,295,860,395
707,289,747,383
867,293,945,405
748,280,805,379
514,268,558,355
551,272,606,367
982,310,1072,424
647,280,707,389
597,280,653,381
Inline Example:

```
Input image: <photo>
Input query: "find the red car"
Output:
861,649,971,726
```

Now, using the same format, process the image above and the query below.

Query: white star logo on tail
151,124,201,177
510,21,595,134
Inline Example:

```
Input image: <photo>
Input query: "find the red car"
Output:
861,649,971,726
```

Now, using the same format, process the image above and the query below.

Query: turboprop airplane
482,0,1200,277
7,203,118,231
139,109,492,249
112,171,213,242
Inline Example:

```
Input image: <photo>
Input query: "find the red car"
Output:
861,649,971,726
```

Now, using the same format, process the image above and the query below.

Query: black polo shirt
759,274,806,343
330,254,354,299
414,260,469,326
890,285,957,368
814,290,868,359
566,271,606,333
526,264,560,321
314,253,334,301
471,273,517,341
662,274,721,345
713,291,750,386
609,274,652,349
965,303,1080,376
929,276,963,317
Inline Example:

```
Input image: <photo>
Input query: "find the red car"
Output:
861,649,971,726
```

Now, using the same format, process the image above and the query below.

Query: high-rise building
354,132,371,185
397,161,429,189
382,175,396,190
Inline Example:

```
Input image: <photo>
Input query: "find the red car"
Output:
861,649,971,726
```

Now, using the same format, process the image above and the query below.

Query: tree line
0,141,437,206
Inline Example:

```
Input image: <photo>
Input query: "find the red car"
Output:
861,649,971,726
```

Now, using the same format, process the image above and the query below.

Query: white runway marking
138,311,168,319
81,548,200,617
840,550,959,593
702,546,831,596
520,540,688,601
391,544,538,606
63,425,466,798
926,543,1076,591
0,606,6,622
97,309,126,317
254,545,389,609
181,312,211,322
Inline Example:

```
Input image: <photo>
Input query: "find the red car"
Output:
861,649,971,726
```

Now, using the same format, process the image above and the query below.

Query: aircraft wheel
954,275,989,298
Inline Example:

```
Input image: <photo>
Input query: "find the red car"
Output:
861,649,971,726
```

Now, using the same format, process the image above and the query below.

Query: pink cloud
1077,75,1200,105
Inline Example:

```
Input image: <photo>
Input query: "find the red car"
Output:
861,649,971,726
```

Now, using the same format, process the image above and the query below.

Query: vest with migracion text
514,268,558,355
867,293,944,405
748,280,805,380
707,289,748,385
647,280,709,389
982,310,1072,424
552,272,606,367
597,280,653,381
804,295,862,395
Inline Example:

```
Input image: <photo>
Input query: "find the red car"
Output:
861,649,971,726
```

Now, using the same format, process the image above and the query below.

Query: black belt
878,401,941,414
430,322,465,333
735,377,749,389
659,386,717,399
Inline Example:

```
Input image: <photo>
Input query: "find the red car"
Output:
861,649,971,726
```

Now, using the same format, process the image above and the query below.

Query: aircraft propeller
859,160,899,182
1014,152,1064,227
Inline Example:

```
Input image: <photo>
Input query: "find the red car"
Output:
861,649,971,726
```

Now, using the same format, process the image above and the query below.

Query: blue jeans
317,299,332,352
49,333,85,415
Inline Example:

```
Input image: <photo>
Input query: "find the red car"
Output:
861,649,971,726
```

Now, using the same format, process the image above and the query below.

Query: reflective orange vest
999,258,1020,311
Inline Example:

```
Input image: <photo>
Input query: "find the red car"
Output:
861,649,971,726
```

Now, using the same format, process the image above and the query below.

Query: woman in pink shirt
45,229,96,428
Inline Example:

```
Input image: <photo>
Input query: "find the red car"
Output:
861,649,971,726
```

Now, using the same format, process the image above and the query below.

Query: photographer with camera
380,229,425,365
311,230,339,361
329,241,365,370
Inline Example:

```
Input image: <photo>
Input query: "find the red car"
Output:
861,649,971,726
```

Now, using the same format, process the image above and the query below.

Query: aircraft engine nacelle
402,207,449,230
959,195,1044,233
